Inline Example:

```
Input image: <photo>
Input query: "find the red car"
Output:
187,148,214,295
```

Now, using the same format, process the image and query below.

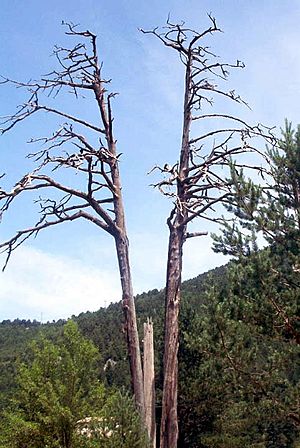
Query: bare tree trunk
115,230,145,416
143,318,156,447
0,25,146,420
160,57,192,448
94,83,145,417
159,227,184,448
1,19,270,444
141,17,275,448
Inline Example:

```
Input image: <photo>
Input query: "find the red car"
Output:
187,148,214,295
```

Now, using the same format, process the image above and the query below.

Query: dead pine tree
0,23,145,417
141,15,275,448
143,318,156,448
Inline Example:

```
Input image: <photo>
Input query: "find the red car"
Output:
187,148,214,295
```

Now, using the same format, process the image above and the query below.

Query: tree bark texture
141,18,271,447
159,228,184,448
94,83,145,417
143,319,156,447
115,231,145,416
160,57,192,448
112,159,145,417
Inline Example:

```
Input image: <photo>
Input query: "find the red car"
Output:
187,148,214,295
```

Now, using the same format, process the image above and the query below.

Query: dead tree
141,16,276,448
143,318,156,448
0,23,145,416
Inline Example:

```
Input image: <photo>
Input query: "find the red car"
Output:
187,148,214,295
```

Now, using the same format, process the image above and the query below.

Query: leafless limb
144,17,276,233
0,22,145,416
142,15,277,448
0,23,123,256
184,231,208,241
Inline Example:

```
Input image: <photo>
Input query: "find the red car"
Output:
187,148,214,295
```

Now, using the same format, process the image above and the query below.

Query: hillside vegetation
0,257,299,447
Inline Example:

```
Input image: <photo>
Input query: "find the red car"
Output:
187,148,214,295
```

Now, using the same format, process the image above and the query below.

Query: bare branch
184,231,208,241
0,20,145,417
0,209,115,271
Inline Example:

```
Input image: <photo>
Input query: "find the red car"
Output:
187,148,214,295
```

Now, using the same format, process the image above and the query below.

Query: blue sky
1,0,300,321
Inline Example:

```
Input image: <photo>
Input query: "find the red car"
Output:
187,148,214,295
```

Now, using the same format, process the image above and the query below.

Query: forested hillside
0,265,225,408
0,253,299,447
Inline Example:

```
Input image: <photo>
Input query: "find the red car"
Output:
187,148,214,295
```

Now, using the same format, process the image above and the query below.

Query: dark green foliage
201,121,300,447
212,121,300,347
0,255,299,446
183,260,300,447
1,321,106,448
96,389,149,448
75,305,130,389
0,321,148,448
1,251,299,447
0,319,62,410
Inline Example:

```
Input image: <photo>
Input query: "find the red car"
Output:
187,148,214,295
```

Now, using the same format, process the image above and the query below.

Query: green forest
0,123,299,447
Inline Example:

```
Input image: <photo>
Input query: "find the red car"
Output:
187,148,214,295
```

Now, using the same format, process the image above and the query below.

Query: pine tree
158,120,300,446
200,121,300,445
1,321,148,448
213,120,300,344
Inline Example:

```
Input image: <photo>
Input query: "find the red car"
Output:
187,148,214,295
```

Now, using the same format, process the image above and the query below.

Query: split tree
0,17,275,448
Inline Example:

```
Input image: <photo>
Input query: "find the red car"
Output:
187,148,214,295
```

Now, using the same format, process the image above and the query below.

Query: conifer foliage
195,121,300,446
0,321,148,448
213,120,300,344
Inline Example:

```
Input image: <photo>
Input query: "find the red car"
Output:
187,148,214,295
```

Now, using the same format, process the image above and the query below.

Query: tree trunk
160,56,192,448
115,231,145,416
95,81,146,417
159,227,184,448
143,318,156,447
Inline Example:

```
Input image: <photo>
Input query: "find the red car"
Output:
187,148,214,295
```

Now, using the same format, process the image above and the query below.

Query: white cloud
183,236,229,280
130,230,168,292
0,246,121,322
130,230,229,293
0,232,229,323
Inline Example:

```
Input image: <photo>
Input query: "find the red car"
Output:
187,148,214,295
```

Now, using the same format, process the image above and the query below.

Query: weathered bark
142,17,275,448
112,157,145,416
0,26,146,419
115,230,145,415
159,228,184,448
160,57,192,448
112,160,145,415
94,82,145,416
143,318,156,447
